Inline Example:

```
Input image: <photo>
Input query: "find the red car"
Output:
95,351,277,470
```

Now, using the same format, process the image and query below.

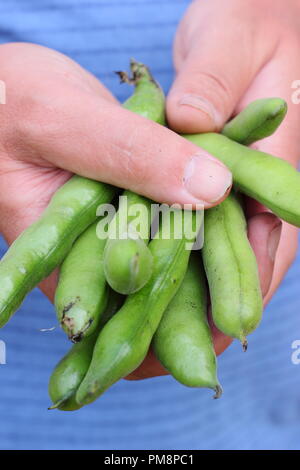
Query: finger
167,5,273,133
0,42,119,104
247,212,282,298
236,50,300,165
125,349,168,380
264,222,298,304
236,52,300,300
0,42,232,209
207,308,233,356
39,270,58,303
0,163,70,304
18,90,232,209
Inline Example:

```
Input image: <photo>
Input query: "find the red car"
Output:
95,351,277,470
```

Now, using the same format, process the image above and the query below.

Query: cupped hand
0,42,232,300
127,0,300,379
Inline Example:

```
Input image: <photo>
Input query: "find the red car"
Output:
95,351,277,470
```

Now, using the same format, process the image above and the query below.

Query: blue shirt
0,0,299,450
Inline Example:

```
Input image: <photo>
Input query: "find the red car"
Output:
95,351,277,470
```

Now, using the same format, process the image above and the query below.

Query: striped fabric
0,0,299,450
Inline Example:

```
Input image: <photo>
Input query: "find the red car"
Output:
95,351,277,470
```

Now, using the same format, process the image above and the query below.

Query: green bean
222,98,287,145
203,98,286,347
104,60,165,295
0,176,116,328
54,221,109,342
48,289,124,411
118,58,165,126
198,98,285,349
202,192,262,348
76,209,203,406
104,191,153,294
184,132,300,227
153,254,222,397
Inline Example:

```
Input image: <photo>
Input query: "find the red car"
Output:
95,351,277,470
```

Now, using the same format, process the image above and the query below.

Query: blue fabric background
0,0,299,450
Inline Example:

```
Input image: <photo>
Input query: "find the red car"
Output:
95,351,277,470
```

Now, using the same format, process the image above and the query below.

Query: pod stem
48,398,67,410
115,58,157,87
213,384,223,399
69,318,93,344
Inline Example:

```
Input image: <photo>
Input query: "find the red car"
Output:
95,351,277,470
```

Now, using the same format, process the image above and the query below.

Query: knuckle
195,70,233,110
116,121,153,189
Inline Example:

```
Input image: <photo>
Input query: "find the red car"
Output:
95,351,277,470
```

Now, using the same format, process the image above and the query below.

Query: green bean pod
104,60,165,295
153,254,222,397
222,98,287,145
193,98,286,347
54,221,109,342
76,209,203,406
104,191,154,295
119,58,166,125
48,289,124,411
197,98,286,349
0,176,116,328
184,132,300,227
202,192,262,348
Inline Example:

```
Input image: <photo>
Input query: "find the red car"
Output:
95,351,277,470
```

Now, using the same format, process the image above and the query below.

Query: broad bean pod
76,208,203,406
184,133,300,227
54,220,109,342
49,289,124,411
104,60,165,295
0,177,116,328
153,254,222,397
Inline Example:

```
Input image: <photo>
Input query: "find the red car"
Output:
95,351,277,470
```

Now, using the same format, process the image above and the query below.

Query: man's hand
127,0,300,379
0,42,232,300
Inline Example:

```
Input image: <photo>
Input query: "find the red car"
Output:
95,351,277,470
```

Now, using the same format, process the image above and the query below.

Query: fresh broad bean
76,209,203,406
222,98,287,145
184,132,300,227
48,289,124,411
104,60,165,295
202,192,262,348
104,191,153,295
119,58,165,126
153,254,222,397
200,97,286,348
104,235,153,295
54,221,109,342
0,176,116,328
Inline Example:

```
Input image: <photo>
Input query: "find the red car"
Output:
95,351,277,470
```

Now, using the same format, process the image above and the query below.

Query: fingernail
183,151,232,204
268,221,282,261
179,94,223,129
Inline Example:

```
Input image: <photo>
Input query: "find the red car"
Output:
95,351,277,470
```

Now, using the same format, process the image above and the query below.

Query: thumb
167,32,266,134
22,89,232,208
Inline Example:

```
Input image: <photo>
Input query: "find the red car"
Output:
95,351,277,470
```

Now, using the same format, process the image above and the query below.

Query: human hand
127,0,300,379
0,42,232,302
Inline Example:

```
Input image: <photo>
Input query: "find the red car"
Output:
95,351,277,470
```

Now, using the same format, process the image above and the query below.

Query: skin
54,221,109,342
0,0,299,379
128,0,300,378
76,210,202,406
167,0,299,300
153,254,222,398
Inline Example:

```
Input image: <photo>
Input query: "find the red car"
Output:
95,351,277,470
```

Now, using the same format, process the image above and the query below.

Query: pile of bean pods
0,60,299,411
